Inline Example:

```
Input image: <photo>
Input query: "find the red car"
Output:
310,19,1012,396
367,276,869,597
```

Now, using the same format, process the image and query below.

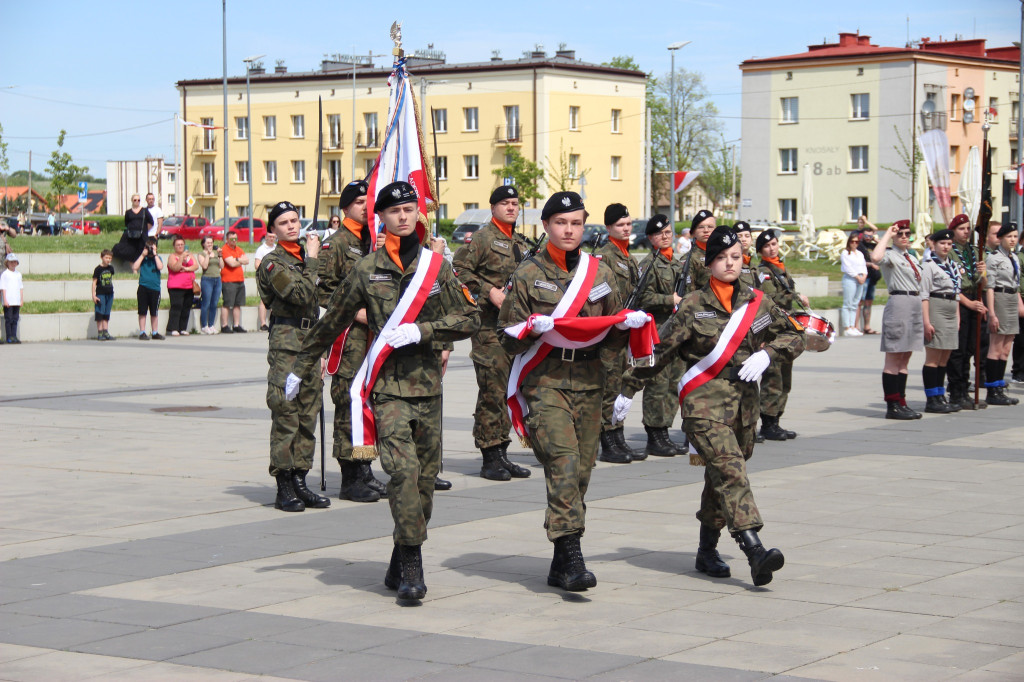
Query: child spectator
1,253,24,343
132,237,165,340
92,249,116,341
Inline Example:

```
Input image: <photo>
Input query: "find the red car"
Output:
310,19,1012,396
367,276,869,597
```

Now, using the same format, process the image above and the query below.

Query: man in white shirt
676,228,692,256
145,193,163,237
253,232,277,330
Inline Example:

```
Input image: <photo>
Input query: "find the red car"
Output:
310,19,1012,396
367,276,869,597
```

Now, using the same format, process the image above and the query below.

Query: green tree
544,141,590,193
700,137,741,215
0,123,9,213
46,129,88,226
492,145,545,205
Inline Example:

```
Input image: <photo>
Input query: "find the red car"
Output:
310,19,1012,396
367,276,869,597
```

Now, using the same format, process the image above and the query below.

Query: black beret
732,221,751,234
268,201,299,227
949,213,970,229
604,203,629,226
755,229,779,253
691,209,714,231
997,222,1018,238
931,229,954,242
490,185,519,205
339,180,368,209
541,191,585,221
375,181,418,212
705,226,739,265
646,214,670,235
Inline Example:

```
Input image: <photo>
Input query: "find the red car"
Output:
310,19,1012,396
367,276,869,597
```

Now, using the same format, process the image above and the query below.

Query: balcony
193,179,217,198
321,178,343,196
323,133,345,152
495,124,523,144
191,137,217,155
1011,119,1018,141
356,130,380,149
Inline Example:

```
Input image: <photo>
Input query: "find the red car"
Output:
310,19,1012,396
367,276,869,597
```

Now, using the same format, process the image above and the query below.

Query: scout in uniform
919,229,962,413
317,180,387,503
452,186,534,481
617,227,804,586
256,201,332,513
945,214,989,409
635,215,687,457
755,229,808,440
872,220,925,419
732,222,759,290
595,203,644,463
681,209,716,295
983,223,1023,405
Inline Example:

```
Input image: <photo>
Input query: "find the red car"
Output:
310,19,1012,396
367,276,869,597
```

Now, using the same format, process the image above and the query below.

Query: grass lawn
22,272,139,281
22,296,262,315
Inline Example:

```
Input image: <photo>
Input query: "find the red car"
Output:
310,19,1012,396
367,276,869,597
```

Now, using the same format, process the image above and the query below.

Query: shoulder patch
759,272,771,282
462,285,476,305
750,313,772,333
534,280,557,292
694,311,716,319
321,242,331,250
428,282,442,297
369,273,392,282
594,254,603,260
266,262,275,272
588,281,612,302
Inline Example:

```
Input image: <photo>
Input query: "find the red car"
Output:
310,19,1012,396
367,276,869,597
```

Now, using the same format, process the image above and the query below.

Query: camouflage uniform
738,254,759,291
681,246,711,295
498,248,623,540
257,244,323,477
452,219,531,449
756,259,799,419
636,250,685,428
296,246,479,545
595,240,639,431
622,284,804,532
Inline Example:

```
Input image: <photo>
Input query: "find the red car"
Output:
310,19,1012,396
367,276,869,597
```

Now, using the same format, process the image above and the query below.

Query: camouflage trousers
328,326,369,463
642,355,683,428
600,346,628,431
759,360,792,418
374,394,442,546
469,327,514,449
522,383,600,541
685,417,763,533
266,359,323,477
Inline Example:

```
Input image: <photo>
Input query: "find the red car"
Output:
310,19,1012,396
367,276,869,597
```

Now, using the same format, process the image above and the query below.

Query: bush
94,215,126,233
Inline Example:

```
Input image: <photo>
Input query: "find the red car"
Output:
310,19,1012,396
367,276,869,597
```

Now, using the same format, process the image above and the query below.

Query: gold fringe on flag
352,444,379,461
689,453,705,467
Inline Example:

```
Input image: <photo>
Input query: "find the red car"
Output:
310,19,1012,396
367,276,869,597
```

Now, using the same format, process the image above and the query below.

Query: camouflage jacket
682,246,711,295
622,283,804,426
595,240,639,353
738,254,759,291
757,260,798,310
317,218,370,307
296,246,479,397
636,250,683,324
257,245,321,355
452,220,531,323
498,248,624,391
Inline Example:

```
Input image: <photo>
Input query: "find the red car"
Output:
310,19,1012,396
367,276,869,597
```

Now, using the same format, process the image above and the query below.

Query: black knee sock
898,372,909,402
882,373,901,402
922,366,941,397
999,360,1008,385
984,358,1002,388
936,366,947,395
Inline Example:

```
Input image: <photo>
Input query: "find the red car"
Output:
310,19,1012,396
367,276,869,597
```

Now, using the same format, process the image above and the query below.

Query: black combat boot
1001,386,1020,405
274,471,305,512
941,393,961,412
733,529,784,587
359,462,388,497
754,431,765,444
497,442,532,478
776,414,797,439
291,470,331,508
480,446,512,481
759,415,789,440
616,429,644,460
340,461,380,503
925,395,955,414
397,544,427,601
694,525,731,578
384,545,400,590
987,386,1018,406
599,430,632,464
885,400,915,420
547,532,597,592
644,426,682,457
434,477,452,491
896,400,922,419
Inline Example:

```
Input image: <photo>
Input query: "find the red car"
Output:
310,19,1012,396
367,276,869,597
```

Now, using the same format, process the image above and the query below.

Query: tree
0,123,8,213
880,124,923,205
492,145,545,205
544,141,590,193
700,137,741,215
46,130,88,226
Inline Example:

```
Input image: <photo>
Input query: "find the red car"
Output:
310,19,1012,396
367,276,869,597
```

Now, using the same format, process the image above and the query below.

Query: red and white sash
349,248,444,457
677,289,763,402
325,327,351,375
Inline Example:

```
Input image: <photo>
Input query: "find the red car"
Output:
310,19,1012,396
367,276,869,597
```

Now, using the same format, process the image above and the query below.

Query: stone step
25,278,257,302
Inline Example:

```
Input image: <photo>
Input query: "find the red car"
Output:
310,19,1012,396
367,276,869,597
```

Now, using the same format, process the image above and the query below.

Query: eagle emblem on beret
359,186,366,194
392,189,402,198
724,233,735,244
656,221,663,228
561,196,571,207
508,188,514,195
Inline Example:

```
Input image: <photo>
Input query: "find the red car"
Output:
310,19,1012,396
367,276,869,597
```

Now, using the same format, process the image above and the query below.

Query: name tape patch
349,246,363,255
750,313,772,333
428,282,442,297
534,280,557,292
694,311,716,319
588,281,612,302
493,240,510,250
369,273,392,281
617,262,630,272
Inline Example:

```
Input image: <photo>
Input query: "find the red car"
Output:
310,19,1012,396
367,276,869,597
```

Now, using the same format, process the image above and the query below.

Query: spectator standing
166,236,198,336
840,233,867,336
92,249,116,341
1,253,24,343
676,227,692,256
253,232,277,331
0,217,16,257
17,211,27,235
145,193,163,237
323,215,341,240
132,237,164,340
46,212,55,236
196,237,222,334
220,230,249,333
114,195,153,263
856,219,881,334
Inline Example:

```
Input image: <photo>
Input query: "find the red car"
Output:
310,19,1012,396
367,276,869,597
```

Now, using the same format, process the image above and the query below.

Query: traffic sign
77,181,88,201
186,196,196,210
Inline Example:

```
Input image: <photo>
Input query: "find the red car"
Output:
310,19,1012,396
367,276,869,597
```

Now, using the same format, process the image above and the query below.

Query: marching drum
791,312,835,352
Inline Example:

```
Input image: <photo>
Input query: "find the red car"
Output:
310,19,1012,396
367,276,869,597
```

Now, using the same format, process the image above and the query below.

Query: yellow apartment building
176,48,646,226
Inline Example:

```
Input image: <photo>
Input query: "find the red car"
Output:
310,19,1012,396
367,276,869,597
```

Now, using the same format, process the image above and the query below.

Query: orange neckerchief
694,240,707,252
491,217,515,238
709,276,734,313
547,242,569,272
742,254,751,266
659,247,674,261
608,236,630,258
384,232,404,271
281,240,303,260
342,217,363,238
763,255,786,272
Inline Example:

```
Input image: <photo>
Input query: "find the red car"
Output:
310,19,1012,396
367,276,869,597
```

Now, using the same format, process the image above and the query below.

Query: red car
160,215,211,240
199,216,267,242
63,219,100,235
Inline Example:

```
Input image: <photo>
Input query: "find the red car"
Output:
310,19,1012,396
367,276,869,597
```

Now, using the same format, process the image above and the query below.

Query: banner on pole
672,171,700,194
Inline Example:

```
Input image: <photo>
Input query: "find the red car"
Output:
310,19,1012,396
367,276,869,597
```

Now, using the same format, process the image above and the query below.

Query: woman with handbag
166,236,199,336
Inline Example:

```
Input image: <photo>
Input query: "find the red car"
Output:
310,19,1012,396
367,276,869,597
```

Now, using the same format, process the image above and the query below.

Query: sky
1,0,1019,179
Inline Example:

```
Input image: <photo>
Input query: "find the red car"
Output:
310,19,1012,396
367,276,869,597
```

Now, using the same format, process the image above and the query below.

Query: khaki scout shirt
986,247,1021,290
256,245,321,383
452,219,531,323
317,218,370,307
920,257,960,299
879,247,923,294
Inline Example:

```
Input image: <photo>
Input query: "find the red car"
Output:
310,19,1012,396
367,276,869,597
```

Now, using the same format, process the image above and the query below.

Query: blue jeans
94,293,114,321
841,275,866,329
200,277,222,328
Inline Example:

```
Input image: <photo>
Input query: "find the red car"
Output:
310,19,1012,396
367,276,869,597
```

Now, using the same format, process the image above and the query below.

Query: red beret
949,214,970,229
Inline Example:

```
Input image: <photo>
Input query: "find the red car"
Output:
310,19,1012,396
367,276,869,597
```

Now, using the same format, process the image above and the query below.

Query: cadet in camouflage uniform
945,213,990,409
595,203,644,463
755,229,808,440
452,186,534,481
732,221,759,291
256,201,332,513
618,226,804,586
498,191,628,592
635,214,687,457
291,181,479,602
680,209,717,295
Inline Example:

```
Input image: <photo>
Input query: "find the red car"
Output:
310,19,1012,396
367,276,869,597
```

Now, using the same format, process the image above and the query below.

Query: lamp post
243,54,264,245
667,41,690,227
221,0,228,223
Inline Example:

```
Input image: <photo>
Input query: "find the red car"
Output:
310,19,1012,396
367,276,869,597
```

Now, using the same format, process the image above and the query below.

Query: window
364,158,375,176
264,160,277,183
611,109,621,133
167,193,175,205
235,116,249,140
503,105,520,141
464,107,478,132
950,94,960,121
849,146,868,172
464,155,479,179
167,171,175,183
432,108,447,133
328,114,341,148
291,114,305,138
292,160,305,183
437,204,448,220
950,145,960,170
364,112,378,146
463,203,479,211
236,160,249,183
264,115,276,139
328,159,342,193
202,163,215,195
849,197,868,221
569,154,579,179
293,205,306,219
435,156,448,180
610,156,621,180
779,148,798,174
203,205,215,221
990,97,999,122
201,118,215,150
779,198,797,223
851,93,869,120
237,205,249,217
781,97,798,123
569,106,580,130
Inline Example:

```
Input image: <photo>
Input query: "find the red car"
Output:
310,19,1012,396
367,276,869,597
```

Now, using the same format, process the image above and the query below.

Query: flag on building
672,171,700,194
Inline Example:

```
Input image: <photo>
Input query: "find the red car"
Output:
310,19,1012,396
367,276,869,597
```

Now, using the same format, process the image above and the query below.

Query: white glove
617,310,650,330
737,350,771,382
382,323,422,349
284,373,302,401
612,394,633,424
531,315,555,333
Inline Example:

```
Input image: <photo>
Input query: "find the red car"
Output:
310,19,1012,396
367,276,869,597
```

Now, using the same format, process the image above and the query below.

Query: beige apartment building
176,48,646,225
740,33,1021,227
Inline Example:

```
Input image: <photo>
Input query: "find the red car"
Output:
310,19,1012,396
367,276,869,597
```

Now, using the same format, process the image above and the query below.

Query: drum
791,312,835,352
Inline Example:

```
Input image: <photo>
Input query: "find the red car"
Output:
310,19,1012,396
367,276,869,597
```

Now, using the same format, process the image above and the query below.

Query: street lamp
243,54,265,244
667,40,690,226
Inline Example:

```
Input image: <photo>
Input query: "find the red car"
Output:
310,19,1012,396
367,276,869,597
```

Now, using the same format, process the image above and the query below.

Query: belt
992,287,1019,294
888,290,920,296
553,347,600,362
270,315,317,330
930,292,958,301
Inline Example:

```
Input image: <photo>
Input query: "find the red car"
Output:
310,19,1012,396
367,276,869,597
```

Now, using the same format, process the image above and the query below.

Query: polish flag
672,171,700,194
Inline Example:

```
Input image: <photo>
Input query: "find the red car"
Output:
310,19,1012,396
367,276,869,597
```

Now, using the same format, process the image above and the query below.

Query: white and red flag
672,170,700,194
1017,163,1023,197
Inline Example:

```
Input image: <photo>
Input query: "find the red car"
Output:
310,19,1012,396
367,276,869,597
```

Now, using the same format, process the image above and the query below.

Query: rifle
625,250,662,310
674,249,694,298
504,234,546,292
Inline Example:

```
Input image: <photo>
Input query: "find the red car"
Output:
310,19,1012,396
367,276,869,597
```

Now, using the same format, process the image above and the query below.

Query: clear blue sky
1,0,1018,179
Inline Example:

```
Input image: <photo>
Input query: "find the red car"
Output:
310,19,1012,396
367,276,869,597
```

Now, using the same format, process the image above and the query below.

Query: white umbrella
915,160,933,247
957,146,981,226
798,163,815,242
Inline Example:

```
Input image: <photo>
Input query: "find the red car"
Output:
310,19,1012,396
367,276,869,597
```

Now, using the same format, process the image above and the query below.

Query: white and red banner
1017,163,1023,197
918,129,952,224
182,120,220,129
672,170,700,194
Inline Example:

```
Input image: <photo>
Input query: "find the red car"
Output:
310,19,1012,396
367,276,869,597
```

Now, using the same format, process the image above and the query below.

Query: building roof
0,187,50,209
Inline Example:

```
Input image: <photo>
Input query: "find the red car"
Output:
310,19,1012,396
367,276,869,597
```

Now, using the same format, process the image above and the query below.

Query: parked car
62,219,100,235
629,219,652,250
581,224,608,249
451,223,483,244
160,215,211,241
299,218,331,240
199,216,267,242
